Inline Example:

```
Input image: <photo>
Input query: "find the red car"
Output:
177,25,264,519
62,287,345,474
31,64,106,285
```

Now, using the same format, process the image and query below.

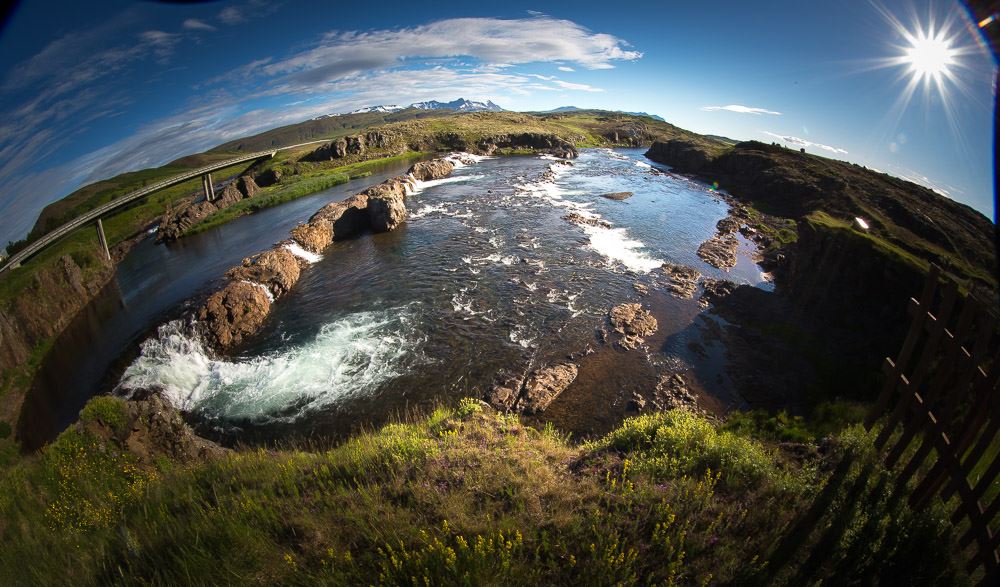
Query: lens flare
902,32,955,80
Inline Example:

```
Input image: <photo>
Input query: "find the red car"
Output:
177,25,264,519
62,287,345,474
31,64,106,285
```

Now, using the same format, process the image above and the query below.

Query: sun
902,32,956,81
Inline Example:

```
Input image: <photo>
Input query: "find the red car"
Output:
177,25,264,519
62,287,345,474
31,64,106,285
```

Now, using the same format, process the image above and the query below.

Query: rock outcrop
476,133,578,159
486,363,578,414
303,131,397,162
697,215,741,270
226,248,303,298
158,175,261,242
608,303,658,350
645,140,712,173
197,280,273,349
82,394,227,464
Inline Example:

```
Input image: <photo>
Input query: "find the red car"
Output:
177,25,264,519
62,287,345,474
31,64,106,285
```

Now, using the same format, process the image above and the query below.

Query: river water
21,149,771,449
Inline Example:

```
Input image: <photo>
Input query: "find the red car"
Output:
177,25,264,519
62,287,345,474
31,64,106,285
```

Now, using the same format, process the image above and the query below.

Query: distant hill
535,106,665,122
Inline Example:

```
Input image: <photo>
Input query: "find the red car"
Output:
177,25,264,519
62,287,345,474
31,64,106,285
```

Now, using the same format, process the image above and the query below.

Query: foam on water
410,204,449,219
578,223,663,273
285,242,322,263
117,307,424,422
410,174,485,196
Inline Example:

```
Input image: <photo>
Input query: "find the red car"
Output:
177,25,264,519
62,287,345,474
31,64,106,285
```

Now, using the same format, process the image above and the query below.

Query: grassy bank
183,152,428,237
0,397,968,585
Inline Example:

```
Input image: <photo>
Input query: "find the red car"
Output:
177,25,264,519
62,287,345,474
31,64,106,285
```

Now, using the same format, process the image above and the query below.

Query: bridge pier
96,218,110,261
203,173,215,202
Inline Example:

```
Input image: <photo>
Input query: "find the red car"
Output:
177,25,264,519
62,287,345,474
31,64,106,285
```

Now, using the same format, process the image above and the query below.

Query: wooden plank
874,281,958,451
866,265,941,429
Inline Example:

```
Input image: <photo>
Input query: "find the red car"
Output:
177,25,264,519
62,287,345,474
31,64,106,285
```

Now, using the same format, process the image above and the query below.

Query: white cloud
762,131,848,154
183,19,216,31
256,16,641,89
702,104,782,115
218,6,245,25
558,66,575,72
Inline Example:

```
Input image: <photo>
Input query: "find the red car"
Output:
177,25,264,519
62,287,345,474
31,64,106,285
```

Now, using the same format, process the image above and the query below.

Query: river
20,149,772,449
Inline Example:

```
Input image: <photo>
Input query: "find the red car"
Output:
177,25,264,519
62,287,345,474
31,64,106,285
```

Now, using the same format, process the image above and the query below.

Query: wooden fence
865,264,999,584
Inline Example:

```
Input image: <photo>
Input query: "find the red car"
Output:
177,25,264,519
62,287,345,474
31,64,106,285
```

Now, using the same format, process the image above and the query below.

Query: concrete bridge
0,140,330,276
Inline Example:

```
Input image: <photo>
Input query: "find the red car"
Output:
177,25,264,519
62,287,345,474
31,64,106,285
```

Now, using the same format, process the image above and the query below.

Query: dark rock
608,303,658,350
645,140,712,172
601,191,633,201
486,363,579,414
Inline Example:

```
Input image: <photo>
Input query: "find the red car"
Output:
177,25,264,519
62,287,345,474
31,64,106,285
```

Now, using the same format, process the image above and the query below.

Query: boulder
601,191,633,201
256,168,282,187
197,280,273,349
290,221,333,253
225,248,302,298
518,363,578,414
215,182,244,207
236,175,261,199
367,193,407,232
157,200,218,242
409,160,455,181
608,303,658,350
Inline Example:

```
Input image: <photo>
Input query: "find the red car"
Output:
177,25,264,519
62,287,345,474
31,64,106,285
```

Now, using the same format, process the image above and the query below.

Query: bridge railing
0,150,276,275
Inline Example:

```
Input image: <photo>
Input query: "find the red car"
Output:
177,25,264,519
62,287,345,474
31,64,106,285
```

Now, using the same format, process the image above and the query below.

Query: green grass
0,397,968,585
182,152,428,237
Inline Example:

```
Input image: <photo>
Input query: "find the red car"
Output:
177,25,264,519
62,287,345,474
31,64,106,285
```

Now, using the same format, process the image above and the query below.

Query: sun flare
902,32,955,80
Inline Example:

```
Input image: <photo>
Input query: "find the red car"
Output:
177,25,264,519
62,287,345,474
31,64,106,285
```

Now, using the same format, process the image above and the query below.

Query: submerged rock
697,233,739,269
197,280,273,349
518,363,579,414
653,372,700,413
601,191,633,201
661,263,701,299
564,213,612,229
486,363,579,414
608,303,658,350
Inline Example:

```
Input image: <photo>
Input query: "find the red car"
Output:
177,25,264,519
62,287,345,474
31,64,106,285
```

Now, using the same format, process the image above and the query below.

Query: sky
0,0,996,247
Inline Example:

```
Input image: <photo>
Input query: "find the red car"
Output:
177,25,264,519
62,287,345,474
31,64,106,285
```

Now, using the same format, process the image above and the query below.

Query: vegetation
183,152,428,237
0,397,968,585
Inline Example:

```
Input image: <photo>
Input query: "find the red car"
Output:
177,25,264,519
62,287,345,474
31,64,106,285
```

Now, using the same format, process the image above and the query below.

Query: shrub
79,395,128,435
590,410,798,489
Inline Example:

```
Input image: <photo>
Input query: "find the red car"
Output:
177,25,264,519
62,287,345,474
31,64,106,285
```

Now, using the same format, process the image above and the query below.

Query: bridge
0,140,331,276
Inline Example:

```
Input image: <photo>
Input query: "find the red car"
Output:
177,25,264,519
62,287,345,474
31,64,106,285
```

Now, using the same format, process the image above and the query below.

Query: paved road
0,139,333,275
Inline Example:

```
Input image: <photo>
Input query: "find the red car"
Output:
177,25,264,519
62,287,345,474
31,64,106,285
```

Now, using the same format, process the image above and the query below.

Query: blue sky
0,0,995,247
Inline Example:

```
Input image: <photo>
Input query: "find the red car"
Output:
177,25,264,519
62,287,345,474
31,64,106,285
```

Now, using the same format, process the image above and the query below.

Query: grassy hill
0,396,969,585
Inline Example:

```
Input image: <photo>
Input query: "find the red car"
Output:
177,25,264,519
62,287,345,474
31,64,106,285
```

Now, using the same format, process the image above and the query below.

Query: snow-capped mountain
409,98,503,112
313,98,504,120
349,104,403,114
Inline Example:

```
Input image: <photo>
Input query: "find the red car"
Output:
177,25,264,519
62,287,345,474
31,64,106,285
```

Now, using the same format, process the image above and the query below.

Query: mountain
313,98,503,121
539,106,666,122
348,104,403,114
410,98,503,112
